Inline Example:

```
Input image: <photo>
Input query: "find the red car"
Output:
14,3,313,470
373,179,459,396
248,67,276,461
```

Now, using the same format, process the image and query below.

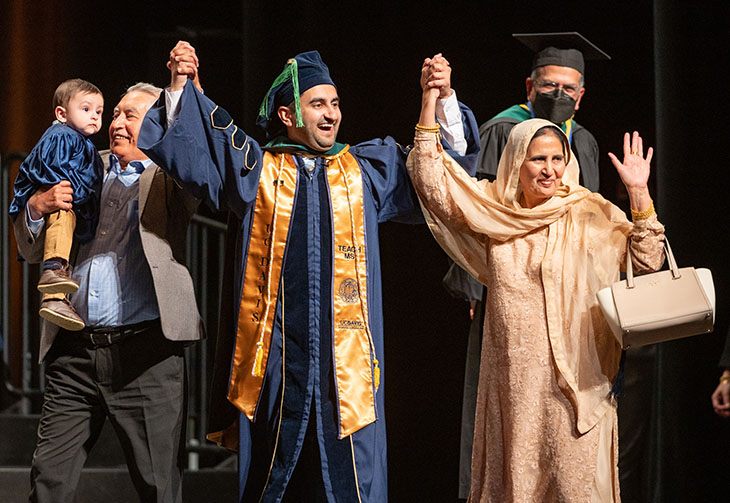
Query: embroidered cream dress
406,119,665,503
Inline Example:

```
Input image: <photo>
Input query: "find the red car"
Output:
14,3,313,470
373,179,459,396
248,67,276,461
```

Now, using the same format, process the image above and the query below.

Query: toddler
9,79,104,331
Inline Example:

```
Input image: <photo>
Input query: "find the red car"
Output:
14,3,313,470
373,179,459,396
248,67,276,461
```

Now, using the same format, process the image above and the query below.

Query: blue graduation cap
256,50,336,138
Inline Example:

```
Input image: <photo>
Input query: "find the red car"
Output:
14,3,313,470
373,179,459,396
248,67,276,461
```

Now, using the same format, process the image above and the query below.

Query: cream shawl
407,119,643,433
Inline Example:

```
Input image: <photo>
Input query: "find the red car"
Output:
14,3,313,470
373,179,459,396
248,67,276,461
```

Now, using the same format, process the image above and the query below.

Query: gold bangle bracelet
415,123,441,133
720,375,730,385
631,201,655,221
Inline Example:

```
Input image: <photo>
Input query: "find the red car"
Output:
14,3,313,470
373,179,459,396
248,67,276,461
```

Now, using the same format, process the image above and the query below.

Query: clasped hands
168,40,202,92
421,53,453,100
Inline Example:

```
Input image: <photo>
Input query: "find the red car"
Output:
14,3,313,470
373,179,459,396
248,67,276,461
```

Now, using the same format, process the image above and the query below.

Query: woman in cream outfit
407,80,664,502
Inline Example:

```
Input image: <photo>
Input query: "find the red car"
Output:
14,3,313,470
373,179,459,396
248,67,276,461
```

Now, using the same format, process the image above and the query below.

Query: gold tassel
373,359,380,391
253,342,265,377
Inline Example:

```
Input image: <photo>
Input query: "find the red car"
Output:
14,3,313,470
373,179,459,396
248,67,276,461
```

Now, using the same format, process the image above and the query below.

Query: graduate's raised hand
421,53,453,99
167,40,201,92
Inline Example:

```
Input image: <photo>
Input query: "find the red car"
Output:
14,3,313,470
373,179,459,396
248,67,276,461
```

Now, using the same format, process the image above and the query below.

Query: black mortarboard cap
256,50,336,138
512,32,610,75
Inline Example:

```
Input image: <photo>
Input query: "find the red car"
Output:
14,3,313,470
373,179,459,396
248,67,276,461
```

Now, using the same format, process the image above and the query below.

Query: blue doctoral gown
139,79,478,502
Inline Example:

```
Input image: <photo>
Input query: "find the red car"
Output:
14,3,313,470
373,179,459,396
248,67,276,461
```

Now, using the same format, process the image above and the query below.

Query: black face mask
532,89,576,124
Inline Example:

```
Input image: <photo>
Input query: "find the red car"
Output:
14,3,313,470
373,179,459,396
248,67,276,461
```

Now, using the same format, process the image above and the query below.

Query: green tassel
291,62,303,128
258,58,303,128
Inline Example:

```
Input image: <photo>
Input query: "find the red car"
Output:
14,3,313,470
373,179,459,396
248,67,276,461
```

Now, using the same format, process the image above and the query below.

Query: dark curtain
652,2,730,501
0,0,69,388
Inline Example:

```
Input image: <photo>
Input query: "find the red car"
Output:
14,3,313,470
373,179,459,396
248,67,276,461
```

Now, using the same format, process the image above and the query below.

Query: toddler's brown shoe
37,265,79,294
39,298,85,331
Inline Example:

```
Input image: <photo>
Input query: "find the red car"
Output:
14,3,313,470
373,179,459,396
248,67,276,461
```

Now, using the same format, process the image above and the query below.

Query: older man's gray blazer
13,150,204,362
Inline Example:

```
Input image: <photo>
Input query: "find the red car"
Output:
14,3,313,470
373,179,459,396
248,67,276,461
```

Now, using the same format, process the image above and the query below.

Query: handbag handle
625,238,677,289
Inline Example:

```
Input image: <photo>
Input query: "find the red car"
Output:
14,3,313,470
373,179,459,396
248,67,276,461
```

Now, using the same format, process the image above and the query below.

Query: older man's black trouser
29,323,187,503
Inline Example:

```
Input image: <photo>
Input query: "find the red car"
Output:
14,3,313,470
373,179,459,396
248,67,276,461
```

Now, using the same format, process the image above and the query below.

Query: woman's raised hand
608,131,654,213
418,54,450,127
608,131,653,190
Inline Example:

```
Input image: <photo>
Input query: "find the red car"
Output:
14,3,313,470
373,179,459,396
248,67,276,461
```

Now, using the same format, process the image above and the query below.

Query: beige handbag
596,239,715,349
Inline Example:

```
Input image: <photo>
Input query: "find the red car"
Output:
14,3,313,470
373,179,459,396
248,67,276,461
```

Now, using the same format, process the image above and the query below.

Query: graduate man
139,41,479,502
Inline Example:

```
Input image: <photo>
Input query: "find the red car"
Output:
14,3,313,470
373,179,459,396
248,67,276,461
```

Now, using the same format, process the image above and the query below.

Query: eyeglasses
534,80,581,97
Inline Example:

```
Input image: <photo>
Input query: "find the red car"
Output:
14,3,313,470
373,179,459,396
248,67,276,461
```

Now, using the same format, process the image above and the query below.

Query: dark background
2,1,729,501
